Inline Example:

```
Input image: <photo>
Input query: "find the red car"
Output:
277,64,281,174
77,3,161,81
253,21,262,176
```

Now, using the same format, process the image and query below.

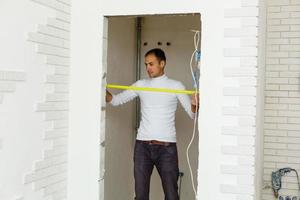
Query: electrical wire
186,30,200,198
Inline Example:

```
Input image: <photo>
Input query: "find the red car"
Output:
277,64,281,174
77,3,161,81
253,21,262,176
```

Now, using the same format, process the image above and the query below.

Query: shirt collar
151,73,167,81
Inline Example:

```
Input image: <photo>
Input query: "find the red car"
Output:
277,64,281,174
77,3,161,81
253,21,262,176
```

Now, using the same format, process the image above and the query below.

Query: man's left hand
191,92,199,106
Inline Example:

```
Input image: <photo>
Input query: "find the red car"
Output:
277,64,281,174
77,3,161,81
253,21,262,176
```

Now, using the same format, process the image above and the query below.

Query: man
106,48,199,200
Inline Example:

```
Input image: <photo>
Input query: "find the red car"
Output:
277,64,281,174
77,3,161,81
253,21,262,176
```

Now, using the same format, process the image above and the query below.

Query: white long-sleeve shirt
109,74,195,142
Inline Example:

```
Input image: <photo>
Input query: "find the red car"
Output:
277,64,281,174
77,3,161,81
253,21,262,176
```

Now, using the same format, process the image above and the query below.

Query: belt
136,140,175,146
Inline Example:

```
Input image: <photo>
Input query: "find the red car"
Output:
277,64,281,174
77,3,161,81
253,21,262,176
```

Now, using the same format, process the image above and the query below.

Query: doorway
104,14,201,200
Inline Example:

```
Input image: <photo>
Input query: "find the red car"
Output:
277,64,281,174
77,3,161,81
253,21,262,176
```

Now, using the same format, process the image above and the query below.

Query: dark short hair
145,48,166,63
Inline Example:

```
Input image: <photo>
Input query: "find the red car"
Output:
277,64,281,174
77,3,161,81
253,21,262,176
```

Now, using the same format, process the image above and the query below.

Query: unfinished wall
0,0,70,199
262,0,300,199
104,17,137,200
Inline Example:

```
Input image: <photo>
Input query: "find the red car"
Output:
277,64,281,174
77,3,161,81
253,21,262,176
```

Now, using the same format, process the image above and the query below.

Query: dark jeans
134,140,179,200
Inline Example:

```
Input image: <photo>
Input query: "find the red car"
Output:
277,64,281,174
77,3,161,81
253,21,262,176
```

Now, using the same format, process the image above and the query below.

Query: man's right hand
106,89,113,103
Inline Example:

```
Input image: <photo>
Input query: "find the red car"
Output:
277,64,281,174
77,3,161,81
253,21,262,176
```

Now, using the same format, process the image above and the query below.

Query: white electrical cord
186,30,200,198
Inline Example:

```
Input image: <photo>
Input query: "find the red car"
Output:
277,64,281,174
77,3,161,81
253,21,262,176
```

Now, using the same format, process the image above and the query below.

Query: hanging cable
186,30,201,198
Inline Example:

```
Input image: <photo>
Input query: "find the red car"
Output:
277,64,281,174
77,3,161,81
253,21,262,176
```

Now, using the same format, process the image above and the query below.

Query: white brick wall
0,70,26,154
262,0,300,199
0,71,26,104
23,0,70,199
221,0,259,199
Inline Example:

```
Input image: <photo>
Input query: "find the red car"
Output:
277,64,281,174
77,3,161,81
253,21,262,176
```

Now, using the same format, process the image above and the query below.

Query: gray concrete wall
140,15,200,200
105,17,137,200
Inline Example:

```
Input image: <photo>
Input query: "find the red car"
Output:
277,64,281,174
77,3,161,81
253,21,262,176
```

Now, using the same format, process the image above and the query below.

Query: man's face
144,54,165,78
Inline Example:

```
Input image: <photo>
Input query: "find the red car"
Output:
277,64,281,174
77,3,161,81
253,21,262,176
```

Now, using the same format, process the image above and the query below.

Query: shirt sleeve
176,82,195,119
109,81,139,106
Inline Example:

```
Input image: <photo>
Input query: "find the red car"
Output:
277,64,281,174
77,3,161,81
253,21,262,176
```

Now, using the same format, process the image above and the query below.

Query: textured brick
291,12,300,17
36,102,68,111
264,129,287,137
241,0,258,6
280,84,299,91
44,180,67,195
291,38,300,44
281,32,300,38
267,19,281,25
239,96,256,106
224,47,257,57
31,0,70,14
266,71,279,78
278,123,300,130
281,5,300,11
238,77,256,86
53,120,68,129
268,6,281,12
47,75,68,83
267,38,289,44
222,126,256,136
221,184,254,195
289,78,300,84
224,87,256,96
47,55,70,66
46,93,69,102
0,93,3,104
0,82,16,92
223,68,257,77
280,44,300,51
280,97,300,104
44,146,68,158
48,18,70,31
280,58,300,65
268,12,289,19
268,0,290,6
289,104,300,110
225,7,259,17
268,25,290,32
28,32,69,49
222,145,255,156
241,17,258,26
56,12,71,23
291,0,300,4
34,172,67,190
35,154,67,170
267,32,280,38
38,25,69,40
225,27,258,37
37,44,69,57
265,90,288,97
289,52,300,57
281,19,300,24
0,71,26,81
223,106,256,116
52,137,68,146
265,97,279,103
264,110,278,116
221,165,255,175
24,164,67,184
265,116,288,123
267,58,280,65
266,64,288,71
278,110,300,117
45,129,68,139
55,66,69,75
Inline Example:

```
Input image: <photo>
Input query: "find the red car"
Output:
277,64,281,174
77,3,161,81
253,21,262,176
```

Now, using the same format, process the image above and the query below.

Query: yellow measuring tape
106,84,197,95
